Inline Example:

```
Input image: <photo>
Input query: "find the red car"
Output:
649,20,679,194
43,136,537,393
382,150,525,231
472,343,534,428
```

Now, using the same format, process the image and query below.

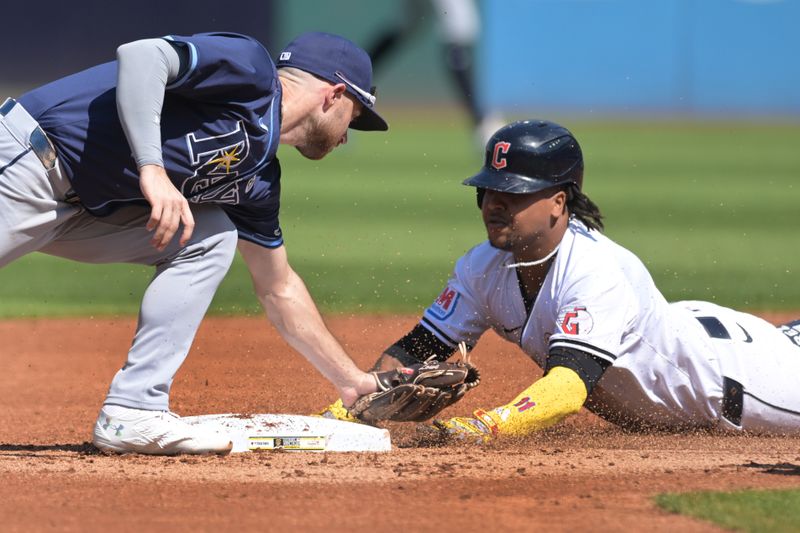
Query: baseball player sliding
0,32,400,455
324,120,800,441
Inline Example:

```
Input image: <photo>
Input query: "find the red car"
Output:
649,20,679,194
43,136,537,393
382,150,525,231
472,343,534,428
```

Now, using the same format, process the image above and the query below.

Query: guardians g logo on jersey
182,121,251,204
557,305,594,335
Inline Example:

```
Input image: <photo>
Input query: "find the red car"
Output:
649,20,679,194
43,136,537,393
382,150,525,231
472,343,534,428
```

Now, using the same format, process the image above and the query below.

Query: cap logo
491,141,511,170
279,52,291,61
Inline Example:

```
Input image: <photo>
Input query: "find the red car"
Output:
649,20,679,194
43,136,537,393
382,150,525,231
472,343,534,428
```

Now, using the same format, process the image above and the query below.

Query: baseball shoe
92,405,233,455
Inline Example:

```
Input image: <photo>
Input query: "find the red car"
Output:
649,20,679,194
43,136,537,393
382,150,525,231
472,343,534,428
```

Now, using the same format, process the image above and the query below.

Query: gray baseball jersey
419,218,800,433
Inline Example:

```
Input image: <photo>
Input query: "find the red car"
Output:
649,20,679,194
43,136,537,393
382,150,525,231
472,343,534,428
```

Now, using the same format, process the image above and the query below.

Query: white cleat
92,405,233,455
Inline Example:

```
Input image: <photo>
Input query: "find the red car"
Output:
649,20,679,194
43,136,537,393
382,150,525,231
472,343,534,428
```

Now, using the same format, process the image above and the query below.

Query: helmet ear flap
476,188,486,209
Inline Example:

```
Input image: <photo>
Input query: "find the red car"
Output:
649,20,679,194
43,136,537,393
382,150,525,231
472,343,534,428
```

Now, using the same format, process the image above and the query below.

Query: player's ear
324,83,348,110
550,190,568,217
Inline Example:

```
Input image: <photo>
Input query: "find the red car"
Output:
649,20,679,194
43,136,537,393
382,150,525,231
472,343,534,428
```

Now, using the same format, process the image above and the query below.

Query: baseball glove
349,348,480,423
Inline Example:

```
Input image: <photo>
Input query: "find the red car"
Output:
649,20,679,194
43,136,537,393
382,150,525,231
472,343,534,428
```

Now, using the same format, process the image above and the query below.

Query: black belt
0,98,58,171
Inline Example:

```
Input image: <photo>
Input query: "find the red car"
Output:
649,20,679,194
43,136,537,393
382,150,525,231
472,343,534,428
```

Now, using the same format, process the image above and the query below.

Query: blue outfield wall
481,0,800,116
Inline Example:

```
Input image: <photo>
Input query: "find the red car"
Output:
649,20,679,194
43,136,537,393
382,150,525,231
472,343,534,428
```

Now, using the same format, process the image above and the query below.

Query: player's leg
41,203,238,408
0,101,79,267
716,312,800,434
740,317,800,433
432,0,481,124
40,203,238,454
430,0,505,145
367,0,428,70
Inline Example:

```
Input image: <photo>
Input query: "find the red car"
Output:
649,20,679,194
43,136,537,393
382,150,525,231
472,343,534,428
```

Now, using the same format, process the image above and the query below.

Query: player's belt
0,98,58,171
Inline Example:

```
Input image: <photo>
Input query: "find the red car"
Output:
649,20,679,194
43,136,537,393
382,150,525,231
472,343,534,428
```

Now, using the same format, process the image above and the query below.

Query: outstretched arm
317,322,460,420
435,341,612,442
239,240,377,406
435,366,588,442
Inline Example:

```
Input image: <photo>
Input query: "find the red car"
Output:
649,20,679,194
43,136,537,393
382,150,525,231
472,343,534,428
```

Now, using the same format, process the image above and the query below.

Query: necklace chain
505,244,560,269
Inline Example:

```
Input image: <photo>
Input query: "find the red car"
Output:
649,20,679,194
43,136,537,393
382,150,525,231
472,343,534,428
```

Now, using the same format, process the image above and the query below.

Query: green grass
656,488,800,532
1,114,798,317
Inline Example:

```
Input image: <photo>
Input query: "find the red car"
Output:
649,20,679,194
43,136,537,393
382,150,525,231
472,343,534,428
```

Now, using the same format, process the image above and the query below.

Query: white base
183,413,391,453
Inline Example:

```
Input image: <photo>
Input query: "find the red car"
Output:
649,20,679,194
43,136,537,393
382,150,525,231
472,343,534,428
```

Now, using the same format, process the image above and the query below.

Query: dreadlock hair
565,183,604,232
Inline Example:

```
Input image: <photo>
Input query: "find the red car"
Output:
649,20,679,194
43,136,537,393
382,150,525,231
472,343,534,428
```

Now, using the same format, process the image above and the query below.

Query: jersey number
514,397,536,412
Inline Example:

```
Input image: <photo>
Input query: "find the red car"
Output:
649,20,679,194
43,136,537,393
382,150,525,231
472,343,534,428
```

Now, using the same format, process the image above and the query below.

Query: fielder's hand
139,164,195,250
349,359,480,423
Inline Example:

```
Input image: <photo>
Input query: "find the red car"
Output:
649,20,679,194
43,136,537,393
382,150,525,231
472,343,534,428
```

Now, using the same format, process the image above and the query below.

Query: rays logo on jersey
779,320,800,348
557,305,594,335
427,286,460,320
182,121,251,204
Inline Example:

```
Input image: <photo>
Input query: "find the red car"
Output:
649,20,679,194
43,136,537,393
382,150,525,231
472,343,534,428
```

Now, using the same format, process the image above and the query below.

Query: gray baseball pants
0,99,238,411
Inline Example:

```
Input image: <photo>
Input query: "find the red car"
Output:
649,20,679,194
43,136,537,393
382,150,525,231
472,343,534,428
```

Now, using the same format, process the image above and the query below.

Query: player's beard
484,212,518,251
487,228,522,252
486,221,545,257
482,195,555,257
295,109,346,160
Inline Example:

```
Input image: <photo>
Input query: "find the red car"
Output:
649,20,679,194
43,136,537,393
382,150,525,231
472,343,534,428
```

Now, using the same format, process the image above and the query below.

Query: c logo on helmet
491,141,511,170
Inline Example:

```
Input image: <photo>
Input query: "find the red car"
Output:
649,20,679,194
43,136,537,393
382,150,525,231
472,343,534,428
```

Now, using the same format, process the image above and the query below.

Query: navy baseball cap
276,32,388,131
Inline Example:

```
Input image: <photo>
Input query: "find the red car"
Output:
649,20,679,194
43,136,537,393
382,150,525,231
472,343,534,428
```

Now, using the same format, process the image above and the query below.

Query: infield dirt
2,314,800,532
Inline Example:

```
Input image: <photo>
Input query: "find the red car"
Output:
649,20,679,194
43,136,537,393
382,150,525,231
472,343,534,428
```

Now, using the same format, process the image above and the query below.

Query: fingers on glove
399,389,460,422
372,367,416,390
373,361,472,390
357,361,482,423
414,362,470,388
407,377,479,422
389,387,445,422
349,383,423,423
432,416,493,445
418,361,480,390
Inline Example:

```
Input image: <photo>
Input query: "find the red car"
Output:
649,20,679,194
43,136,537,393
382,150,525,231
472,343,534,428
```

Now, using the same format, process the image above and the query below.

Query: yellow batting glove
433,409,500,445
314,398,363,424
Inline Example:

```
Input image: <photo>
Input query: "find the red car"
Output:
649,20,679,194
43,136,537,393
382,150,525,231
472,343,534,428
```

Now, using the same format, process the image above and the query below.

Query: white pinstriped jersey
419,218,800,430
